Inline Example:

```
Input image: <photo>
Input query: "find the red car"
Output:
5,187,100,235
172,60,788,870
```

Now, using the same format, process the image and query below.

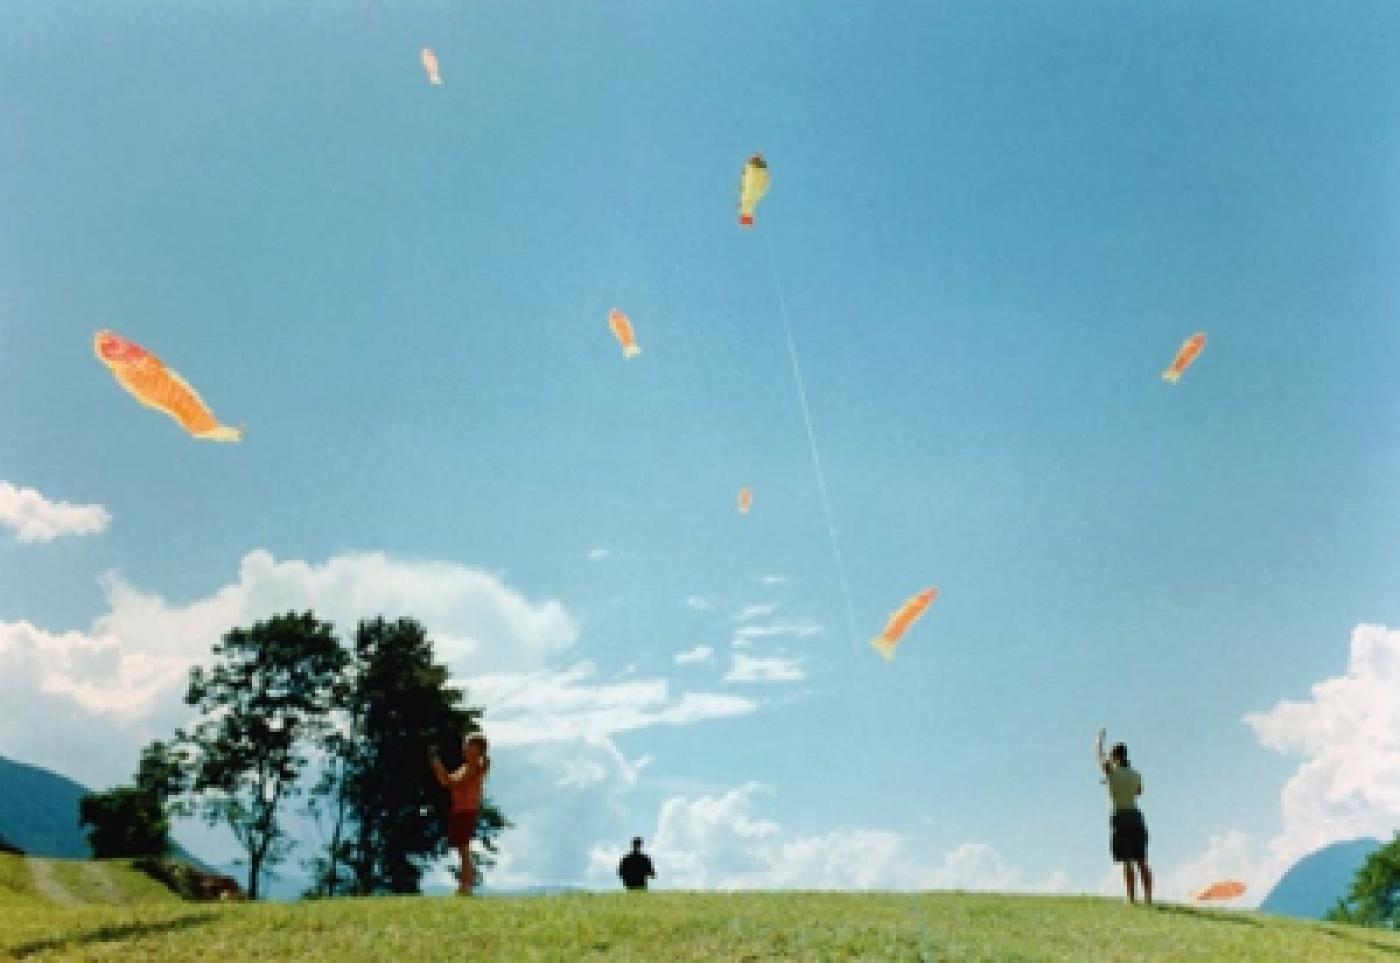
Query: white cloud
754,574,788,586
674,645,715,666
584,783,1069,892
586,548,610,561
469,662,756,746
0,549,578,788
683,596,713,612
1244,623,1400,863
0,481,110,543
732,618,823,647
1160,624,1400,906
731,604,777,623
724,653,805,684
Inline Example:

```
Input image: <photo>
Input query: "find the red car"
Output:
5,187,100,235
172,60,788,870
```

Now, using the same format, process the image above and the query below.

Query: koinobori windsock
94,330,243,442
1162,333,1206,384
870,587,938,660
608,309,641,359
738,155,770,228
420,47,443,85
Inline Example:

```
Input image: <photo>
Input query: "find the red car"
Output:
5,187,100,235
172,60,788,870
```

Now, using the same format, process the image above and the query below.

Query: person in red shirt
430,733,491,895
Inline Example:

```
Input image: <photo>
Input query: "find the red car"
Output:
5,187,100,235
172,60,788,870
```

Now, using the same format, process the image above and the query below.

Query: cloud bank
586,782,1069,892
1161,624,1400,904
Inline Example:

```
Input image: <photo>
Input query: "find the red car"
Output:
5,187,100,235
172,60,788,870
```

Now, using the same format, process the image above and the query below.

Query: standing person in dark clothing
618,837,655,890
1096,728,1152,905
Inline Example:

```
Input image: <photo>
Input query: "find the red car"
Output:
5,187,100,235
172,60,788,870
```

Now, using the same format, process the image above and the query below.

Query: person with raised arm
1096,728,1152,906
430,733,491,896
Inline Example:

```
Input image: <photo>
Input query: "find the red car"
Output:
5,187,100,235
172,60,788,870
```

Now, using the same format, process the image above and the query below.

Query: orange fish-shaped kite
608,309,641,359
870,587,938,661
1162,333,1206,384
420,47,442,85
1192,880,1246,902
737,487,753,515
94,330,242,442
738,155,770,228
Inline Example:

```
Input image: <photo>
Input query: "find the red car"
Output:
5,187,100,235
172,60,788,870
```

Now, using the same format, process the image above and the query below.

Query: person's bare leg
1122,863,1136,903
457,844,473,895
1136,860,1152,906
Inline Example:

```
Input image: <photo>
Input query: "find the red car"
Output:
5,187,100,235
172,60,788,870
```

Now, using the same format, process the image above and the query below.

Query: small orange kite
608,309,641,359
420,48,442,85
737,487,753,515
1162,333,1206,384
1192,880,1246,902
94,330,242,442
870,587,937,660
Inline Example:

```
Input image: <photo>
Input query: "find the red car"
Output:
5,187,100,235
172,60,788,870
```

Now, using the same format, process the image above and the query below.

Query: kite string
763,234,860,649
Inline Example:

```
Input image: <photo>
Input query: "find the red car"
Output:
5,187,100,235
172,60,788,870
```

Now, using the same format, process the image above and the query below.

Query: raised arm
429,750,468,787
1094,728,1110,776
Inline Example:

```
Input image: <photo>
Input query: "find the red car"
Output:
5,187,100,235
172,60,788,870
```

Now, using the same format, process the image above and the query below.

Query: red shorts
447,809,478,847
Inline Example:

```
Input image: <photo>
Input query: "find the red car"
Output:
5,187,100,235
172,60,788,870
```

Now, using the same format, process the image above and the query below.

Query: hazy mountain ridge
1260,838,1383,919
0,754,209,868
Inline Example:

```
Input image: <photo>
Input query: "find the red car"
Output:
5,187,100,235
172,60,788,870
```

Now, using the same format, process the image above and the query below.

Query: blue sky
3,1,1400,898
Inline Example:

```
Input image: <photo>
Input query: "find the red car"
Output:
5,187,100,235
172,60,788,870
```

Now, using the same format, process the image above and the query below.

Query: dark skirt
1110,808,1148,862
447,809,478,847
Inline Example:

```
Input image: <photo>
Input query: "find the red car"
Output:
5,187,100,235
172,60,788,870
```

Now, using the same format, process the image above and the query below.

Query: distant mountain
1260,838,1383,919
0,754,94,858
0,754,208,867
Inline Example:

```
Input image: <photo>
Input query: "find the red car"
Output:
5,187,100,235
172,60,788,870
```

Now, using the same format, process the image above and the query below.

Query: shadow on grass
1154,906,1400,957
1151,904,1263,928
1315,924,1400,957
9,912,218,959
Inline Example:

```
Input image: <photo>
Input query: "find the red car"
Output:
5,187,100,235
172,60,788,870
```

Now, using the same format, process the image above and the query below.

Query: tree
181,611,346,900
0,831,24,856
77,740,190,858
1326,832,1400,929
135,739,191,811
78,788,167,858
311,616,506,895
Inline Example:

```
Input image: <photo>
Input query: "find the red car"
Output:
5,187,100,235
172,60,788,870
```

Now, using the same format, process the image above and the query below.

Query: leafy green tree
135,739,191,812
78,787,166,857
181,611,346,900
313,616,506,895
77,740,190,858
1327,832,1400,929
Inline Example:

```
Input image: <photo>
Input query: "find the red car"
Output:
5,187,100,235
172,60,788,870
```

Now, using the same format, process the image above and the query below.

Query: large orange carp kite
870,587,937,660
1162,333,1206,383
608,309,641,359
1192,880,1246,902
420,48,442,85
737,487,753,515
738,155,770,228
94,330,242,442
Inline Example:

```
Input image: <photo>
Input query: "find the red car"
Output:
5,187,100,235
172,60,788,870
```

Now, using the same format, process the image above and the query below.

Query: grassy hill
1,888,1398,961
0,854,183,908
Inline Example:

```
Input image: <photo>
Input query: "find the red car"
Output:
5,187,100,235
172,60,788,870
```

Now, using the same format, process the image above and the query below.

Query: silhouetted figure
1096,728,1153,906
618,837,655,890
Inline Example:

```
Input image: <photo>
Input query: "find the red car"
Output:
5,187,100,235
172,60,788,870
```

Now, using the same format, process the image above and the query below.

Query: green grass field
2,856,1398,961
